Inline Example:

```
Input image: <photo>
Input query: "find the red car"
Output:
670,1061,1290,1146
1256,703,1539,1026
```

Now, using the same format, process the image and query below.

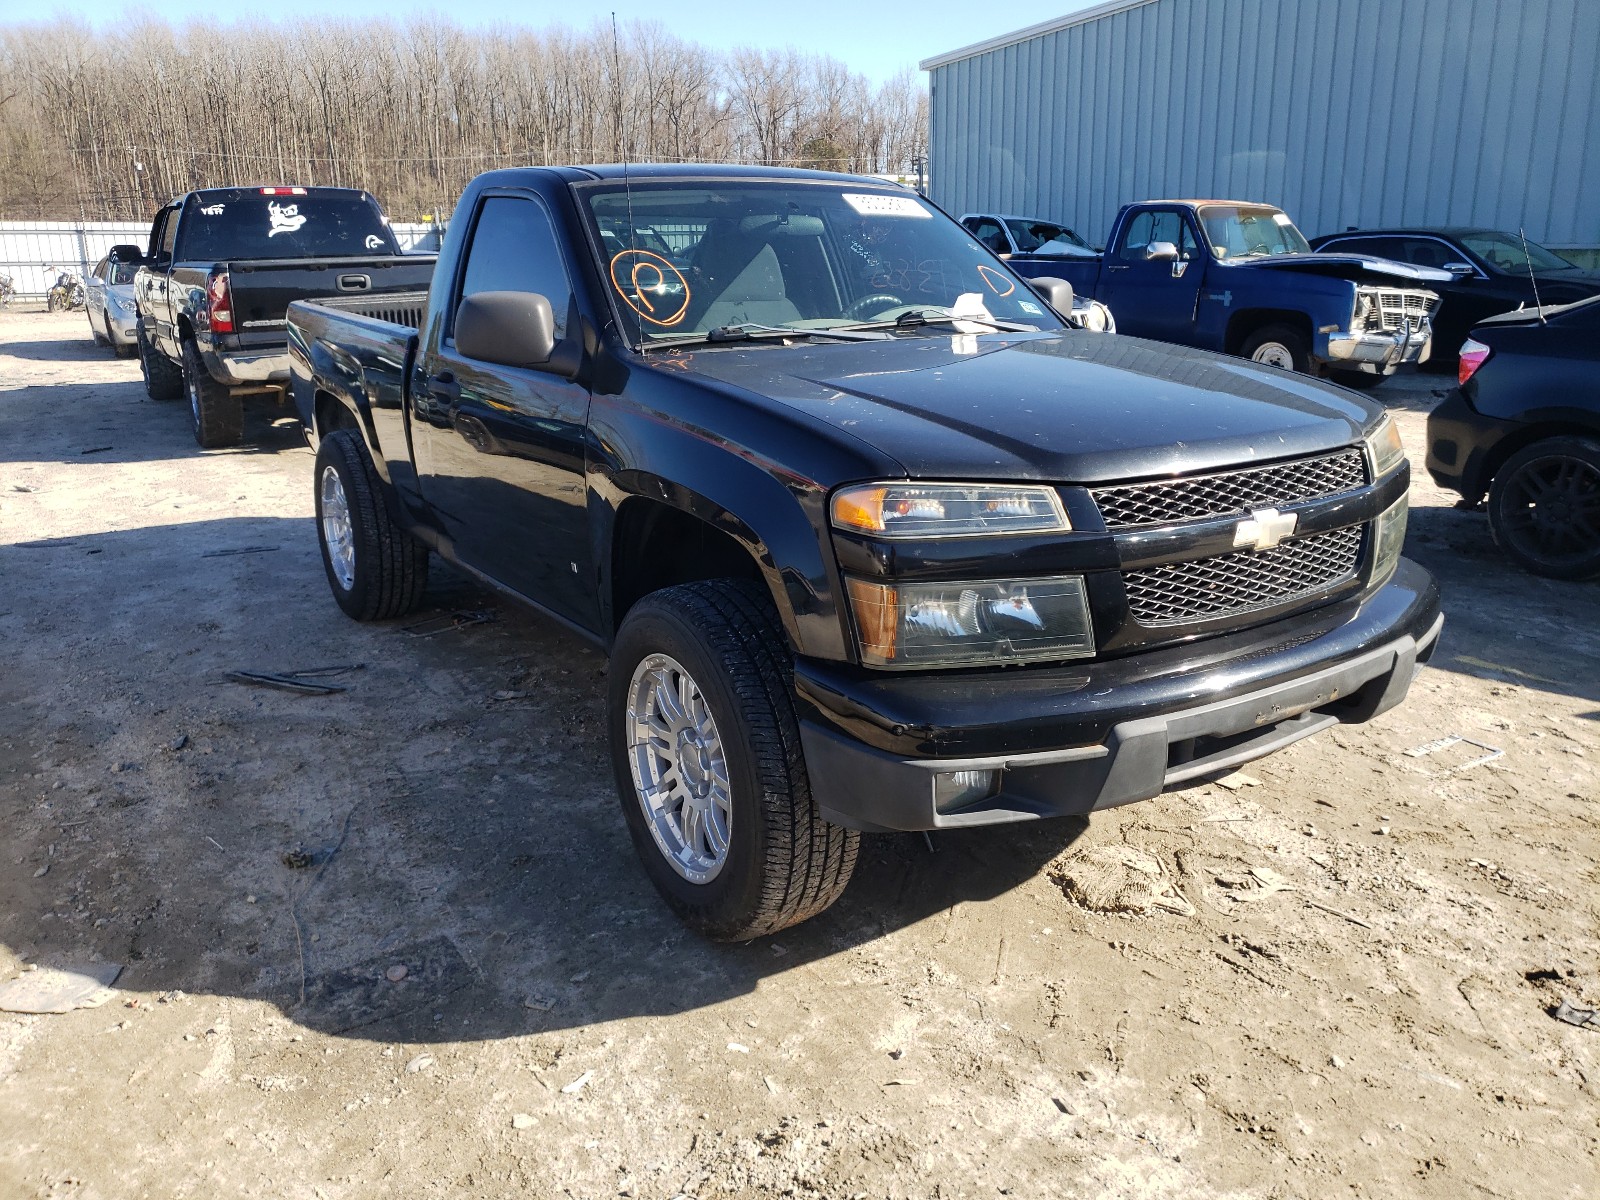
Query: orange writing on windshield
975,265,1015,296
609,249,691,326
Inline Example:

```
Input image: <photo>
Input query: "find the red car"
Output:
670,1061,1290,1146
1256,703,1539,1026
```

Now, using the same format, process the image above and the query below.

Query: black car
1426,296,1600,580
1310,227,1600,368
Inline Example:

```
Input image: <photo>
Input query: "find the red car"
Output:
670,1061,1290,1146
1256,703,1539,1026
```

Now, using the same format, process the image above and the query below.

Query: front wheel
1487,436,1600,580
138,325,183,400
314,429,430,620
1241,324,1311,374
608,581,859,940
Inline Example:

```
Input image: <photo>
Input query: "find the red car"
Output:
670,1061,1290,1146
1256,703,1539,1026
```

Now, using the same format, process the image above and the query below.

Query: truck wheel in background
314,429,431,620
1324,368,1385,390
1241,324,1311,374
609,580,860,941
181,340,244,449
137,325,183,401
1487,436,1600,581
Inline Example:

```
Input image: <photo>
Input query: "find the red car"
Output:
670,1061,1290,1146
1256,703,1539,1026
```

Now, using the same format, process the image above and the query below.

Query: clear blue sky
16,1,1101,83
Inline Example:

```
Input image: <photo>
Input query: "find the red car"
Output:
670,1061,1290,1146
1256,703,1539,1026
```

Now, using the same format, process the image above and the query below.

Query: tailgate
224,255,437,348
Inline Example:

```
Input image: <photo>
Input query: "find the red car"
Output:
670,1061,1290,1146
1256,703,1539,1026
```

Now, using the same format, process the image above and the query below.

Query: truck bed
287,293,425,451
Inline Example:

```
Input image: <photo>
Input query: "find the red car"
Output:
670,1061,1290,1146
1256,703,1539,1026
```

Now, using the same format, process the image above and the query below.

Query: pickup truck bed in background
132,186,436,447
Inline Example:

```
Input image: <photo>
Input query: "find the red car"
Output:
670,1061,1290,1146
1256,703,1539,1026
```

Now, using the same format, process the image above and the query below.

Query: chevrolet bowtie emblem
1234,507,1298,551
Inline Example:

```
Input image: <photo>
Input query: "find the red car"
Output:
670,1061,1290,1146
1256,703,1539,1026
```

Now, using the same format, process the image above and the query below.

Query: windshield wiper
835,310,1038,333
642,322,891,350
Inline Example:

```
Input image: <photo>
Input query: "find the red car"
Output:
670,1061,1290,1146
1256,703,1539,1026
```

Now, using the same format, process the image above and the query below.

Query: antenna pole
1519,226,1547,324
613,12,642,353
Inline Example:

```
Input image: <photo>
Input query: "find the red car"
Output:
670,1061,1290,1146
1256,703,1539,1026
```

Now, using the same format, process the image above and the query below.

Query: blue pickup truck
964,201,1448,389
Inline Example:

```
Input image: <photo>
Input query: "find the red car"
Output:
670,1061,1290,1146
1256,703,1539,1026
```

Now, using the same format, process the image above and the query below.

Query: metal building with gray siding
922,0,1600,259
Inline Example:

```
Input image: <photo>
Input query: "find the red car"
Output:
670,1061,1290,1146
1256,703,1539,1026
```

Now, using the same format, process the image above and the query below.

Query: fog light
933,769,997,812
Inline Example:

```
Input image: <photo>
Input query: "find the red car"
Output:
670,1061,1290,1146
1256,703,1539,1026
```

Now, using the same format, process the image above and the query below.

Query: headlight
832,483,1070,539
1372,495,1409,585
845,574,1094,668
1365,414,1406,478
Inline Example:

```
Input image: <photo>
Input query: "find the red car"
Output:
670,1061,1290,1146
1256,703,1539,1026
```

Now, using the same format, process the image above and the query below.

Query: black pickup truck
287,165,1442,940
131,186,436,447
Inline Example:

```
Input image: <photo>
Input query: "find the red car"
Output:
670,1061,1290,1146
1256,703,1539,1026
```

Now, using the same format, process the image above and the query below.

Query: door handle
427,371,460,404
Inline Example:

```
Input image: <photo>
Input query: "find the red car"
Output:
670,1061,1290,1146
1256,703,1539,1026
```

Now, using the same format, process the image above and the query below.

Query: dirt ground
1,309,1596,1200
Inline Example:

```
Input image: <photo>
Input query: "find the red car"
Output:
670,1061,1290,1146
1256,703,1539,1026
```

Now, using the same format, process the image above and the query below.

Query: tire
47,289,64,313
1324,368,1385,391
608,580,859,941
1487,436,1600,581
114,339,136,359
138,325,183,401
182,339,243,448
314,429,430,620
1241,323,1312,374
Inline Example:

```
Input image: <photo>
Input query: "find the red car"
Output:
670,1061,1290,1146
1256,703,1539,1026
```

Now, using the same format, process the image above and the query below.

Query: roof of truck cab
1146,199,1282,208
477,164,916,187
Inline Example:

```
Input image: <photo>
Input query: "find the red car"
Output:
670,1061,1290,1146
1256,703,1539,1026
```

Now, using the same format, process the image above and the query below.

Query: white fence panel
1,219,444,298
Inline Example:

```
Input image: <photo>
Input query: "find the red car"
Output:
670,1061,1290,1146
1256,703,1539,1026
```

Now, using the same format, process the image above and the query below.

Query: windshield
579,181,1062,345
108,262,138,285
1005,218,1092,255
1459,231,1576,273
1198,205,1311,259
176,193,399,261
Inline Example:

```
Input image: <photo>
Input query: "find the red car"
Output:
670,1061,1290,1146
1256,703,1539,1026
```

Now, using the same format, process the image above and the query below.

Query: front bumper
795,559,1442,832
1319,317,1432,375
105,310,138,345
200,343,292,387
1425,388,1514,502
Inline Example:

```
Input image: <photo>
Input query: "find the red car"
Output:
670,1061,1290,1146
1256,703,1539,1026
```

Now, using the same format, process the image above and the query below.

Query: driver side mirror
108,244,144,265
1144,241,1179,262
454,290,577,377
1443,262,1475,278
1027,276,1075,316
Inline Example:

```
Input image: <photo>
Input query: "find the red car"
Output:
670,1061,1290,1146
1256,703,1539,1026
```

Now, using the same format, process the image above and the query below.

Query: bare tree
0,15,929,222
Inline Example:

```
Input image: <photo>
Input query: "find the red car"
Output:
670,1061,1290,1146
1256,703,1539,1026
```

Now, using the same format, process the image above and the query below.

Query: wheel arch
605,481,797,649
1475,420,1600,494
1226,308,1312,356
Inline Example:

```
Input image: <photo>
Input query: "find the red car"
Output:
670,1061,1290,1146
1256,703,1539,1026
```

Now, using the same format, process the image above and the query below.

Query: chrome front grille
1123,525,1364,626
1092,449,1367,529
1364,289,1439,333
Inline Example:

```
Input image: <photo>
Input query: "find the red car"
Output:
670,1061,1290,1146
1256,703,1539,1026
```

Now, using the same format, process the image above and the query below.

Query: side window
1329,236,1402,260
967,218,1007,254
1119,211,1194,260
159,210,180,260
93,258,108,281
456,196,573,342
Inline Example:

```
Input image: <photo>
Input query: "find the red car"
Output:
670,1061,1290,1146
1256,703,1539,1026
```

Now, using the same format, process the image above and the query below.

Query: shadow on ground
0,517,1088,1047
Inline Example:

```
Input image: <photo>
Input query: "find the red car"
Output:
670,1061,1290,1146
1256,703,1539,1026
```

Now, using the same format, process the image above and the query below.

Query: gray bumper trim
202,347,292,386
802,611,1443,833
1319,317,1432,372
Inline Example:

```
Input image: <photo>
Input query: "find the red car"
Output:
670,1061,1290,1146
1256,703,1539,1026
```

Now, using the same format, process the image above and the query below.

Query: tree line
0,17,928,222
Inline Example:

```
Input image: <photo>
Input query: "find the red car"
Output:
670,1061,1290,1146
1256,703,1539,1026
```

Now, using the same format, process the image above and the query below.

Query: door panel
411,192,596,629
1096,209,1205,342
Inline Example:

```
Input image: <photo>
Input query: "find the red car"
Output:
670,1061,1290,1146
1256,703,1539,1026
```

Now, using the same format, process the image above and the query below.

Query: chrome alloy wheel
625,653,732,885
319,464,357,591
1250,340,1296,369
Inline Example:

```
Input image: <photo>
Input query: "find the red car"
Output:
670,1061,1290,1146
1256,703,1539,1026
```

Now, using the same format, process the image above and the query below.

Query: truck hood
678,332,1380,483
1238,252,1452,284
